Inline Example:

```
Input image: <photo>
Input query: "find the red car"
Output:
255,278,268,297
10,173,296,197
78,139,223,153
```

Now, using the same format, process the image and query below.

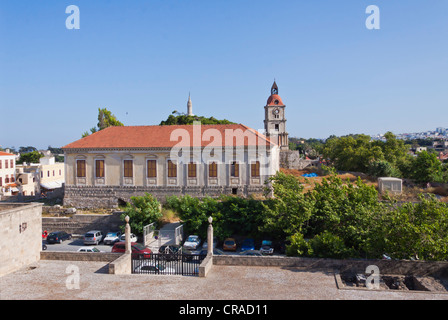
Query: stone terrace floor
1,260,448,301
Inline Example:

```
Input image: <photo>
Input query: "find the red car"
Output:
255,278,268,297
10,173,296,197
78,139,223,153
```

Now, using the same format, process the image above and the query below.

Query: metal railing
132,252,206,276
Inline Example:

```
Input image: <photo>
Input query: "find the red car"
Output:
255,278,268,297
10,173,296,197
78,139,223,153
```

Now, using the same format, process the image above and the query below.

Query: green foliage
260,172,312,239
121,193,162,236
305,175,382,255
97,108,124,130
322,132,447,184
286,232,313,257
165,195,216,239
165,169,448,261
366,195,448,261
160,113,235,126
82,108,123,138
308,231,357,259
322,132,407,173
17,151,43,164
165,194,265,240
409,151,445,183
368,160,401,178
323,134,382,172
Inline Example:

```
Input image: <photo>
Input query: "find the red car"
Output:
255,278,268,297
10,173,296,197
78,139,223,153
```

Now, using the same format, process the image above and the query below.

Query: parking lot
42,236,282,257
43,237,114,253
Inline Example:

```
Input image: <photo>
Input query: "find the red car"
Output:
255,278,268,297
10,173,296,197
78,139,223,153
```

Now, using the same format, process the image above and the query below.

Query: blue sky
1,0,447,150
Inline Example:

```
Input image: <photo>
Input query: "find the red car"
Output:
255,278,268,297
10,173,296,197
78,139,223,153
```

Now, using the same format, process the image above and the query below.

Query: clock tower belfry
264,81,289,150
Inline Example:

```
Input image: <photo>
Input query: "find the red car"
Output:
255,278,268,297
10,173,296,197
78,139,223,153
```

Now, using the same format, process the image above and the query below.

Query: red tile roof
0,151,14,156
62,124,275,150
267,94,284,106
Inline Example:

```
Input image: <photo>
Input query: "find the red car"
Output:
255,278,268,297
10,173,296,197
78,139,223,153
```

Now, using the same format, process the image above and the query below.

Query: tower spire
271,80,278,95
187,93,193,116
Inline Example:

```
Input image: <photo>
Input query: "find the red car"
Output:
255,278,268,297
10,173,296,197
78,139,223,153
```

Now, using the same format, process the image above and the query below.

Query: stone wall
0,202,43,276
0,194,41,203
63,184,266,209
42,211,124,236
41,251,122,262
213,255,448,277
108,253,132,274
279,150,320,170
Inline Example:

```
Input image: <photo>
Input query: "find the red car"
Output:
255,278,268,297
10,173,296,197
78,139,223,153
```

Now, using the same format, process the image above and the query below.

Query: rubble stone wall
63,184,266,209
280,150,320,170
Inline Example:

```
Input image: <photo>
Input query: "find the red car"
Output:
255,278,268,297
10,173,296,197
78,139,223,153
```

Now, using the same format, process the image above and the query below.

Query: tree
305,175,382,255
260,172,313,239
368,160,401,178
82,108,123,138
19,146,37,154
410,151,444,183
366,195,448,261
17,151,43,164
160,113,235,126
97,108,124,130
322,134,384,172
308,231,357,259
165,195,216,239
165,194,265,240
121,193,162,236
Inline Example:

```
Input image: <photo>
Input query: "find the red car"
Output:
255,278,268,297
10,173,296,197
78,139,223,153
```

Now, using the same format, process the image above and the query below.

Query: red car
111,242,152,258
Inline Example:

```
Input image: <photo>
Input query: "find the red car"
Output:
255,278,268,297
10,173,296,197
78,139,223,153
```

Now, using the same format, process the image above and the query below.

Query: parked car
183,235,202,250
133,261,175,274
111,242,152,258
259,240,274,255
77,247,104,253
240,250,262,256
83,230,103,245
103,231,122,245
241,238,255,252
46,231,72,244
223,238,237,251
120,233,138,243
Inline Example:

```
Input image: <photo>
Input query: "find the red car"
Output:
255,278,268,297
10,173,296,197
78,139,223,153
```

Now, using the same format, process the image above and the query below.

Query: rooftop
62,124,275,150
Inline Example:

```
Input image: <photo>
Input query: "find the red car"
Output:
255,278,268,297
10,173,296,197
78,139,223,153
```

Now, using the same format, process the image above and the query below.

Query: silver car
83,230,103,245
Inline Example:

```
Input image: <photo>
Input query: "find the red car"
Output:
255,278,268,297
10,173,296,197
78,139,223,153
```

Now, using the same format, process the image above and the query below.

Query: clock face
273,108,280,115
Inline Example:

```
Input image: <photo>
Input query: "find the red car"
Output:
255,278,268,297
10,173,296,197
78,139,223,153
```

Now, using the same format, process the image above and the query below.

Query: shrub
368,160,401,178
121,193,162,236
309,231,357,259
286,233,313,257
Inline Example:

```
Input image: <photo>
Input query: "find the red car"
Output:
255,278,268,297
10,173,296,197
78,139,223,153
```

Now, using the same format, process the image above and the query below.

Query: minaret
187,93,193,116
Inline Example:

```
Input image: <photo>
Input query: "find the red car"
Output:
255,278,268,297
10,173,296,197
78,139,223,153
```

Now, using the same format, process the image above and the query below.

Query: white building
0,151,18,196
16,156,65,196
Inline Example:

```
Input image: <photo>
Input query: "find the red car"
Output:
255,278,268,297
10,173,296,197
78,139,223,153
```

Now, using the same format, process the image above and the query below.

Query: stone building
264,81,289,151
62,123,279,208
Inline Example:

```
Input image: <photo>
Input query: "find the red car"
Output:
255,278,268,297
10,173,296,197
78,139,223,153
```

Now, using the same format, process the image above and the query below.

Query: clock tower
264,81,289,150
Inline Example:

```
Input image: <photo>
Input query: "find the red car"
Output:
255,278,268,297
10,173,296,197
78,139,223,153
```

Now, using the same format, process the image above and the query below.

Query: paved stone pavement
1,260,447,300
